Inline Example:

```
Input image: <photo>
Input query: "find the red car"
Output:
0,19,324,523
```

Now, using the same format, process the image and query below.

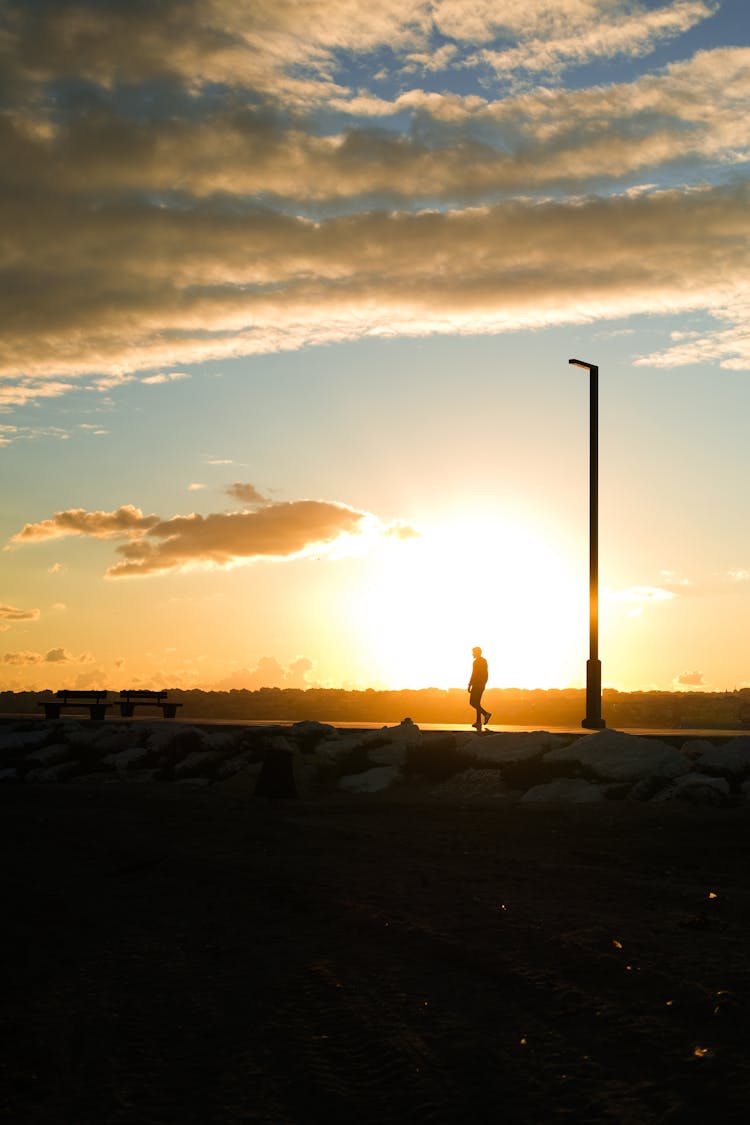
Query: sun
353,514,587,690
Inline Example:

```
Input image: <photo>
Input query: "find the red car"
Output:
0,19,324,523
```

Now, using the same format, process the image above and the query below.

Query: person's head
472,646,482,657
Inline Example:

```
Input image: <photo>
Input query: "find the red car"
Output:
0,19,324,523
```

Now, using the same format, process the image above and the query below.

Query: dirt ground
2,783,750,1124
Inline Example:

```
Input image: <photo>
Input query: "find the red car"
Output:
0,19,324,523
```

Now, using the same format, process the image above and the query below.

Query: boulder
217,751,257,778
430,769,509,801
522,778,607,803
315,734,364,763
290,721,339,751
362,719,421,748
680,738,715,762
458,730,568,766
203,731,240,753
337,766,401,793
147,724,206,751
368,743,408,767
25,760,80,783
102,746,150,772
174,750,225,779
64,728,105,749
544,729,690,782
696,738,750,779
92,730,139,755
0,728,50,754
657,773,731,806
26,743,70,766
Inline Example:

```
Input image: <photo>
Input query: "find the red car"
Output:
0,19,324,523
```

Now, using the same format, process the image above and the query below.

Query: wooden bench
117,690,182,719
39,690,111,720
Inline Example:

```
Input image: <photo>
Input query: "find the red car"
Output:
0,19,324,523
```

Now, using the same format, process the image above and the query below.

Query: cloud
675,669,708,687
9,505,160,544
188,483,207,492
2,647,91,665
0,0,746,403
2,651,43,666
141,372,190,385
105,502,376,577
1,1,717,106
2,180,749,387
0,603,40,622
7,497,414,578
476,1,717,80
612,585,678,602
225,482,267,506
212,655,316,690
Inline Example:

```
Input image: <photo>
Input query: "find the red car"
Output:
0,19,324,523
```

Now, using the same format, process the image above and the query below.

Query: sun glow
354,514,587,690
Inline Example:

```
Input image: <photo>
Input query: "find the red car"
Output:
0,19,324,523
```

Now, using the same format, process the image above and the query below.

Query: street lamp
569,358,606,730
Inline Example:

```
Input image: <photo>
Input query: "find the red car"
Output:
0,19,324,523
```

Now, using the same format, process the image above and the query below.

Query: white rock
102,746,150,771
217,751,256,778
522,778,606,803
656,773,731,805
26,743,70,766
459,730,568,765
92,731,137,754
266,735,294,753
315,735,363,762
337,766,401,793
174,750,224,777
696,738,750,778
24,761,80,783
0,728,49,752
544,729,690,782
291,720,339,742
368,744,408,767
65,728,103,749
680,739,715,761
363,719,421,748
203,731,238,753
147,726,207,756
430,769,509,800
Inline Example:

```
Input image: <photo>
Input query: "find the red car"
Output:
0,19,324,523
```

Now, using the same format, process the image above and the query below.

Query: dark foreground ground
2,785,750,1124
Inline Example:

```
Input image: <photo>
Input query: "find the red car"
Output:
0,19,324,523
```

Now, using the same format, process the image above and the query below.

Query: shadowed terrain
2,785,750,1123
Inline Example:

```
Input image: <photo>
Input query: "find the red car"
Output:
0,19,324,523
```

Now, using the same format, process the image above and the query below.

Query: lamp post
569,358,606,730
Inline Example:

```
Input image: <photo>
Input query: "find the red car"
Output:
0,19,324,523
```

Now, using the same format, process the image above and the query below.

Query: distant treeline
3,687,750,728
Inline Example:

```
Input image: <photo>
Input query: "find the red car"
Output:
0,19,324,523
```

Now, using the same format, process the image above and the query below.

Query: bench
39,690,111,721
117,690,182,719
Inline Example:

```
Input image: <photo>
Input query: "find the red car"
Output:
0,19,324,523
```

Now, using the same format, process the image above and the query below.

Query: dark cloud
2,646,90,665
0,0,746,398
226,483,267,506
0,603,40,621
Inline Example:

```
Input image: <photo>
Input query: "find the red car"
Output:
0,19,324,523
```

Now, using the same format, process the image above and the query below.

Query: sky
1,0,749,696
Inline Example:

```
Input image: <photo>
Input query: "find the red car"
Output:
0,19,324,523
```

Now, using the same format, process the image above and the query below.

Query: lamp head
569,357,598,373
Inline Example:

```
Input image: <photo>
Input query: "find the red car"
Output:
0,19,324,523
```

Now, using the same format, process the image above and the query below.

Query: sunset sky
1,0,749,696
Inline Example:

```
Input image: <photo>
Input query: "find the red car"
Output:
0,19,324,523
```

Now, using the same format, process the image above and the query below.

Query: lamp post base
582,658,606,730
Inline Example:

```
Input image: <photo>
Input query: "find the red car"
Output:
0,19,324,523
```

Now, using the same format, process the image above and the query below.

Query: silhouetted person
468,646,491,731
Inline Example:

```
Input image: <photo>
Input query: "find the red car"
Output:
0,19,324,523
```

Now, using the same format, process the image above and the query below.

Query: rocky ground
3,719,750,1123
3,716,750,805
